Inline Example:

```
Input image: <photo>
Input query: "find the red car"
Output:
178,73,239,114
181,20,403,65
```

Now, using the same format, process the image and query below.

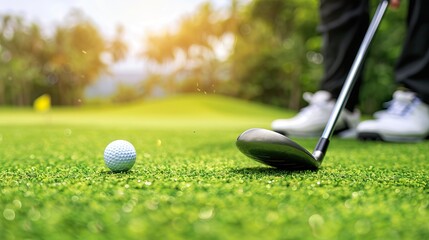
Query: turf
0,94,428,240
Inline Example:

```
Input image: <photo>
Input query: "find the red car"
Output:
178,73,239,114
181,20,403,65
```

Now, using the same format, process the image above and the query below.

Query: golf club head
236,128,320,170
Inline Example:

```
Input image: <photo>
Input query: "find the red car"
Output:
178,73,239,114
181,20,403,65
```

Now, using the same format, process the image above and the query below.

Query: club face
236,128,320,170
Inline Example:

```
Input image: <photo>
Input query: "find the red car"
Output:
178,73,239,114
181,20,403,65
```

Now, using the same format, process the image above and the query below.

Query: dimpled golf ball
104,140,136,172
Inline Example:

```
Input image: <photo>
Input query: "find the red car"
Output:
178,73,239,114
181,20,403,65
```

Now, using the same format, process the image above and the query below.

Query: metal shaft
313,0,389,160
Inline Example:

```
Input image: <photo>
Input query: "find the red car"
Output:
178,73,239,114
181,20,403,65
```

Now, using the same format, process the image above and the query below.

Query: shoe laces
378,91,420,118
299,91,333,116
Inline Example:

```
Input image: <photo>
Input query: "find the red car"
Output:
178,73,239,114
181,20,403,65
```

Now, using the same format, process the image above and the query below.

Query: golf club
236,0,389,170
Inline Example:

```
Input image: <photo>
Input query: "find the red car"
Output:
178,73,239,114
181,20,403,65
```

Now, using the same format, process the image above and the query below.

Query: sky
1,0,231,72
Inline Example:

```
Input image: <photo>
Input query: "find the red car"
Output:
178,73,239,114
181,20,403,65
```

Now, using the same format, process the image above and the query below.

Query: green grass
1,94,428,240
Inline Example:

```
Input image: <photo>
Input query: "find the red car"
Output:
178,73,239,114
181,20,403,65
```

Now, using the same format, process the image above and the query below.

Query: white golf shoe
271,91,361,138
357,90,429,142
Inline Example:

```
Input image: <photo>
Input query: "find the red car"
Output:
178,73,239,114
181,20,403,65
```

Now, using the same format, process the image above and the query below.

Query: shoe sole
274,126,351,139
273,130,320,138
357,132,385,141
358,132,429,142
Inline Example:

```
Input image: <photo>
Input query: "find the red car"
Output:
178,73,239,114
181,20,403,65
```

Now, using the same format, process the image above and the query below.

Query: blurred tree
108,25,129,62
229,0,321,109
45,10,127,105
0,15,45,106
139,0,406,113
0,10,128,106
140,0,322,109
111,83,141,103
141,1,236,96
231,0,406,113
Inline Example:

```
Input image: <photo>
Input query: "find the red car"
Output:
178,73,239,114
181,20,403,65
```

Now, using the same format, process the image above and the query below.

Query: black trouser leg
395,0,429,105
318,0,369,111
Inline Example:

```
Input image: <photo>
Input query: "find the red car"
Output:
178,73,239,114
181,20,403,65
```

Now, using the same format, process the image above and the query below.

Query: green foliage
111,84,143,103
0,0,410,113
142,2,234,97
240,0,321,109
0,95,428,239
141,0,322,110
0,16,45,105
141,0,408,114
0,11,128,106
230,0,407,113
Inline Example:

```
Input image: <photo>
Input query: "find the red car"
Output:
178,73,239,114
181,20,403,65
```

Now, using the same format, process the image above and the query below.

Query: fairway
1,95,428,240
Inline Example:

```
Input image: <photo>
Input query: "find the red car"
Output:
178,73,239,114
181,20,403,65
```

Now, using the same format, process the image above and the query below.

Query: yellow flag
33,94,51,112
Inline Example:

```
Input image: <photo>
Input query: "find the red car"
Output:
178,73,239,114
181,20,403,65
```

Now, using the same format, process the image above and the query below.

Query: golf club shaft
313,0,389,160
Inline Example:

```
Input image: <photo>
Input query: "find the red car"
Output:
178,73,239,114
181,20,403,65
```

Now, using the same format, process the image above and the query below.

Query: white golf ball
104,140,136,172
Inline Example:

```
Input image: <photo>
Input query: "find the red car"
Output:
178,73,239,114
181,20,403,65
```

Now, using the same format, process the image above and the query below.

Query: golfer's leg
319,0,369,111
271,0,367,137
356,0,429,142
395,0,429,104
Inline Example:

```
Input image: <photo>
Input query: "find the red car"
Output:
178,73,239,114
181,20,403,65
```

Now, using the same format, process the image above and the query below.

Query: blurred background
0,0,406,114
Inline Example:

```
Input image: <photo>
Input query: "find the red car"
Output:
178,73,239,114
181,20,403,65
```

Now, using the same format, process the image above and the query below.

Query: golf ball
104,140,136,172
